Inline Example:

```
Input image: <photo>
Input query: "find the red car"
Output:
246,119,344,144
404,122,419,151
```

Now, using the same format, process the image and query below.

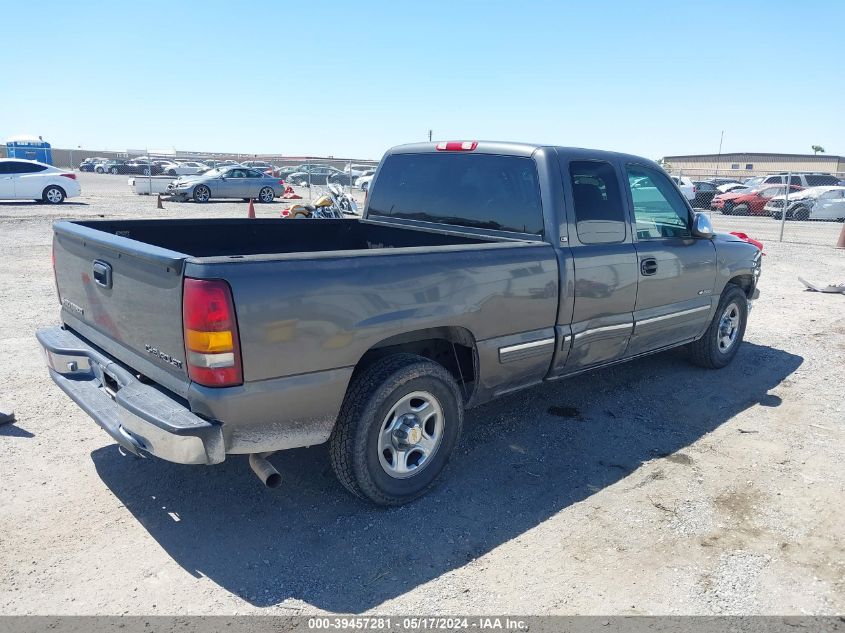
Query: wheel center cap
408,426,422,444
393,414,422,448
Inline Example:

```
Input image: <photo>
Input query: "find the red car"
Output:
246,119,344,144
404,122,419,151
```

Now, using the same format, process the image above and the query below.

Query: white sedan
765,186,845,221
0,159,81,204
163,161,210,176
355,174,374,192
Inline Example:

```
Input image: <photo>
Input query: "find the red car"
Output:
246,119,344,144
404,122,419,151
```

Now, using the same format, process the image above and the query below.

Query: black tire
793,207,810,221
258,186,275,203
722,202,734,215
167,169,177,176
110,167,118,175
686,284,748,369
733,203,749,216
329,354,464,506
96,167,104,174
42,185,66,205
193,185,211,203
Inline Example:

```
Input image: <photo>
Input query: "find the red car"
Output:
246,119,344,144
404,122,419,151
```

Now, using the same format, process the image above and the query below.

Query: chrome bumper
37,326,224,465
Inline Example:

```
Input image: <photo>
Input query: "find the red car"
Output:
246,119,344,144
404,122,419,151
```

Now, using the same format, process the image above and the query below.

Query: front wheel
686,285,748,369
732,204,749,215
43,186,66,204
193,185,211,203
110,167,118,174
793,207,810,221
258,186,275,203
330,354,463,505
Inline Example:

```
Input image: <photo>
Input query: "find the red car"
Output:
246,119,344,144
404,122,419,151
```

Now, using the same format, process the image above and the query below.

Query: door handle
640,257,658,276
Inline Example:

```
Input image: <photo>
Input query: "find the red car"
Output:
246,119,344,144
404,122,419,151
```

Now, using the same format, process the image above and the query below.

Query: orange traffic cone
156,194,164,209
247,198,256,219
837,222,845,249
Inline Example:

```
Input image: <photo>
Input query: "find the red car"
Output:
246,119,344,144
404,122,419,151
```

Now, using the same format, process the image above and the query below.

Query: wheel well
353,328,478,398
728,274,755,298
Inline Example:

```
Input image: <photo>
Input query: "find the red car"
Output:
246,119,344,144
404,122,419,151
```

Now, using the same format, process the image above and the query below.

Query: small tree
811,145,825,155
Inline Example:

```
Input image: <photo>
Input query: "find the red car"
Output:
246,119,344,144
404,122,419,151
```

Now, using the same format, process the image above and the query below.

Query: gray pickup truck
38,141,762,505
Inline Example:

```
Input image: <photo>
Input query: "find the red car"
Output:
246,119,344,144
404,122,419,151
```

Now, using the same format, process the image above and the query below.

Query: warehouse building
662,152,845,176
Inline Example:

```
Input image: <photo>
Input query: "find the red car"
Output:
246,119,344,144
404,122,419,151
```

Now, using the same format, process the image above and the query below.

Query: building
662,152,845,177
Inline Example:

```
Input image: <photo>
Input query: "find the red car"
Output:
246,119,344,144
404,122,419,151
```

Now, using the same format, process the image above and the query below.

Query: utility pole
715,130,724,178
428,130,432,142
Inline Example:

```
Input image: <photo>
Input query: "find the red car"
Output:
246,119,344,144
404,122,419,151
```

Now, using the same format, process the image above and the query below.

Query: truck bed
52,218,556,413
70,218,494,258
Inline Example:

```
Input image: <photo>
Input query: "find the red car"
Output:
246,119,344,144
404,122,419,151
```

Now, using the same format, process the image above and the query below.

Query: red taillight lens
183,278,243,387
278,180,285,185
435,141,478,151
60,173,77,179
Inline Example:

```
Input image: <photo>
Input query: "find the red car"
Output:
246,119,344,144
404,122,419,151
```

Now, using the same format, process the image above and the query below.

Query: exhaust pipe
249,452,282,489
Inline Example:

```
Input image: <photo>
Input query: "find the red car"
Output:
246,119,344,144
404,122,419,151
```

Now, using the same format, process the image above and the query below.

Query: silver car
167,166,282,203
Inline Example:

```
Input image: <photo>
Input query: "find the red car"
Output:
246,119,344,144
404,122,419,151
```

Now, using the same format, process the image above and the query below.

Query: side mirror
692,212,715,239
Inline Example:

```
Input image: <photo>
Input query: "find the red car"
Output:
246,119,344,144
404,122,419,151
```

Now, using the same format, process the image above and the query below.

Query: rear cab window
367,153,544,235
568,160,627,244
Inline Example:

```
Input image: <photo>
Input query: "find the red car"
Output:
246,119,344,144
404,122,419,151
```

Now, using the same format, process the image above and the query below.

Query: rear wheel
793,207,810,221
732,203,749,215
258,186,275,203
193,185,211,203
96,167,104,174
330,354,463,505
722,202,734,215
110,167,118,175
686,284,748,369
43,186,66,204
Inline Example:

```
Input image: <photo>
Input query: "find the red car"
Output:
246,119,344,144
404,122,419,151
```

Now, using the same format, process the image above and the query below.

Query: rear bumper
37,326,225,465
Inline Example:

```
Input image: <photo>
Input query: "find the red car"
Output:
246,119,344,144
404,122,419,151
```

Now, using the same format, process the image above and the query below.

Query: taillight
182,278,243,387
60,173,77,179
278,180,285,185
435,141,478,151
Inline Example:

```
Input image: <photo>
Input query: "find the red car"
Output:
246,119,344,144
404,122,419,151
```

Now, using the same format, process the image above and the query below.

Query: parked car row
709,183,845,221
78,156,377,187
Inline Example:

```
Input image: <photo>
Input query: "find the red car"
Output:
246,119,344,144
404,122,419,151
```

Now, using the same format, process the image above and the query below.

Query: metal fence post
778,171,791,242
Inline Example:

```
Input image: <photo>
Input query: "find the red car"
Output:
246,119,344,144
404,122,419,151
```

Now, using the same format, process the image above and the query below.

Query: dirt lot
1,173,843,615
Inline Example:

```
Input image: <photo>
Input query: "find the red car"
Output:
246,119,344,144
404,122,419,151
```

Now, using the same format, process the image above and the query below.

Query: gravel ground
1,173,843,615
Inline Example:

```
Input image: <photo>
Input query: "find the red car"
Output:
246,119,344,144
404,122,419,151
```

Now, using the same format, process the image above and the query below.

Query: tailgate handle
92,260,113,289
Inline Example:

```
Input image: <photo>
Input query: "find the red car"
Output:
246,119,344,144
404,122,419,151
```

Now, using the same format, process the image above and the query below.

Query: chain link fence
667,168,845,246
8,144,843,246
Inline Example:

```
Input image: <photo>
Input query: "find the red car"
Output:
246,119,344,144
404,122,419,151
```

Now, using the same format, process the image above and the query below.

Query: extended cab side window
626,165,692,239
569,160,626,244
368,153,544,235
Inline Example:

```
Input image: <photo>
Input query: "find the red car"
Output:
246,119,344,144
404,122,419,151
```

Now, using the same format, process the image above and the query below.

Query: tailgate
52,221,191,397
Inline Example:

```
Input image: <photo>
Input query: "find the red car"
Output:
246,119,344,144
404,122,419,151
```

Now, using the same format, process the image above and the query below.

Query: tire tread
329,353,463,505
687,284,747,369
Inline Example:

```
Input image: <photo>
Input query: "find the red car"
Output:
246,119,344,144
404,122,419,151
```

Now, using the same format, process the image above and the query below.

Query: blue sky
3,0,842,160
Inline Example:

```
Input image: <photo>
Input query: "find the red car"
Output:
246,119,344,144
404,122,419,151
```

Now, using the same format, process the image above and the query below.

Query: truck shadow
91,341,801,612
